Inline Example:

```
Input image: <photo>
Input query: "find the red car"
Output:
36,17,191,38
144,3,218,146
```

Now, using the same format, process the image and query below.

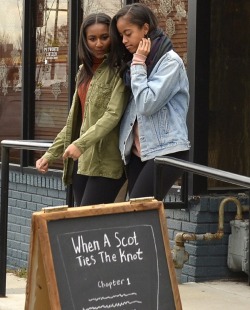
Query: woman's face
86,23,110,59
116,16,149,54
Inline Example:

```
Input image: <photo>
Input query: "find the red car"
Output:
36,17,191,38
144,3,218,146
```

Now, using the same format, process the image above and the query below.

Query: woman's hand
63,144,81,161
136,38,151,57
36,157,49,174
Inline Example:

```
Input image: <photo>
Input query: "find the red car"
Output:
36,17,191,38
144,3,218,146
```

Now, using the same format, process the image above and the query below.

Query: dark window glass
208,1,250,188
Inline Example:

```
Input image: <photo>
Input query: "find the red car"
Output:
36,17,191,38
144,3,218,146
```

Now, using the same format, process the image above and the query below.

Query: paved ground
0,273,250,309
179,280,250,310
0,274,26,310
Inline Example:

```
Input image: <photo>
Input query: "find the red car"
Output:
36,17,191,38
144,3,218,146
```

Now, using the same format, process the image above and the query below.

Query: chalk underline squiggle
89,292,137,302
82,300,142,310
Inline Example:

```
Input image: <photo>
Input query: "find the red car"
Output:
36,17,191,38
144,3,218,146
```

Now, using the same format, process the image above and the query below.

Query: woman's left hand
136,38,151,57
63,144,81,161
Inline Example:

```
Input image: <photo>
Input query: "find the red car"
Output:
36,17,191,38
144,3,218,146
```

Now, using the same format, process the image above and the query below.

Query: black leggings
72,162,126,206
126,151,189,200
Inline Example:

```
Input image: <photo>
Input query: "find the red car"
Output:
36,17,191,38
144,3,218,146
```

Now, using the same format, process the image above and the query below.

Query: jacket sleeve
130,51,186,116
73,76,129,152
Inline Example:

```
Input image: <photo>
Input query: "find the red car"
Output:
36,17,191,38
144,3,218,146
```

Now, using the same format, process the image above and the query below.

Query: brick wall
1,167,248,281
0,167,66,270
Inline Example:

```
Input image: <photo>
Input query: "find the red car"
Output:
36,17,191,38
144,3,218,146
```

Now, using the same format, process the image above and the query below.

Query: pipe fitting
175,231,224,245
171,244,189,269
218,197,244,231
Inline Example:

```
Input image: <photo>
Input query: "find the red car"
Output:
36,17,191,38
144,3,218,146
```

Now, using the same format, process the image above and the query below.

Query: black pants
126,151,189,200
72,162,126,206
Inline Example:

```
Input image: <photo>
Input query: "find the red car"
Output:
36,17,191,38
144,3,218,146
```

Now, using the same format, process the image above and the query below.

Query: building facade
0,0,249,282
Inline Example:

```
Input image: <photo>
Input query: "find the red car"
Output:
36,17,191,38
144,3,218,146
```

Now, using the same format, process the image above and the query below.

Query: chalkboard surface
25,200,182,310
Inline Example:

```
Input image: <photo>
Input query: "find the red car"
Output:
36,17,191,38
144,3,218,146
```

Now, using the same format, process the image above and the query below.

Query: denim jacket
119,50,191,164
42,58,129,185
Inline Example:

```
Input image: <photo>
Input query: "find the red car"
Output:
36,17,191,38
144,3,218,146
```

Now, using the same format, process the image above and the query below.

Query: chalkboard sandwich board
25,199,182,310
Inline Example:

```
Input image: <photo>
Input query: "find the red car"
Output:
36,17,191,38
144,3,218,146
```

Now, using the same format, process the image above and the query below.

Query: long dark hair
108,3,158,74
77,13,111,86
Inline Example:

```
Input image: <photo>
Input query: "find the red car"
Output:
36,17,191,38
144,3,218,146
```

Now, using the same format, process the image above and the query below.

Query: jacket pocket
92,84,112,109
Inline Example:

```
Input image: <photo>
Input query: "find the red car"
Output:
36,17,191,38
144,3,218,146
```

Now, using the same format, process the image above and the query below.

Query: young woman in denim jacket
108,3,191,199
36,13,129,206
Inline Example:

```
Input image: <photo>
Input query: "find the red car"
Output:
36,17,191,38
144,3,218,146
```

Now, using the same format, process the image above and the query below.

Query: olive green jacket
42,59,130,185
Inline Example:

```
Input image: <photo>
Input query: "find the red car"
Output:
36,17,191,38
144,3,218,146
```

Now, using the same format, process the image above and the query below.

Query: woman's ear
143,23,150,37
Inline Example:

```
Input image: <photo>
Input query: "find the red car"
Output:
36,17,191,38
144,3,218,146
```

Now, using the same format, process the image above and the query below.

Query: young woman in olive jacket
36,13,129,206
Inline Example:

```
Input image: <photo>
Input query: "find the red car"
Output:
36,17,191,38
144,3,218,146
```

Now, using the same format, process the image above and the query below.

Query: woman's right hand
36,157,49,174
136,38,151,57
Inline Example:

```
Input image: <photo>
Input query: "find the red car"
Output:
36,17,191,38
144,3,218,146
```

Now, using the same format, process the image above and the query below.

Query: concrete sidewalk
0,273,26,310
0,273,250,309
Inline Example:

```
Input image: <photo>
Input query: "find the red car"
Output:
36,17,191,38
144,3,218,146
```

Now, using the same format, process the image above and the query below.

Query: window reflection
81,0,126,16
0,0,23,163
34,0,68,137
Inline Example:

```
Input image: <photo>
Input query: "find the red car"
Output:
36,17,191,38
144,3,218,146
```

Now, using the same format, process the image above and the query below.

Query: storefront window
34,0,69,168
82,0,126,16
0,0,189,172
0,0,23,163
35,0,69,132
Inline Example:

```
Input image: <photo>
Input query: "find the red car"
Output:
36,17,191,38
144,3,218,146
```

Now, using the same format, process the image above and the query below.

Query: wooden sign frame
25,199,182,310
